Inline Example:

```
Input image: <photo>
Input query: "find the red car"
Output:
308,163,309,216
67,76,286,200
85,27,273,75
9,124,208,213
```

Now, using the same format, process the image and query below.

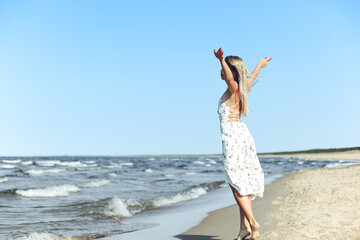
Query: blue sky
0,0,359,156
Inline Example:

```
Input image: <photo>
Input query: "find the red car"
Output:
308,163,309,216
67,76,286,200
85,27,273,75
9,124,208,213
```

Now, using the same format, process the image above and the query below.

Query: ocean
0,155,357,239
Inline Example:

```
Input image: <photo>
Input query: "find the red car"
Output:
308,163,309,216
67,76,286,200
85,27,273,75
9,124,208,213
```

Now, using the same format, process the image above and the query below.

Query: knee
229,185,242,198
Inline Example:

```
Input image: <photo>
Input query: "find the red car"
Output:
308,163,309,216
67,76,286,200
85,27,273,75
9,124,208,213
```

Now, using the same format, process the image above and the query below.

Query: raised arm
248,57,272,90
214,47,238,94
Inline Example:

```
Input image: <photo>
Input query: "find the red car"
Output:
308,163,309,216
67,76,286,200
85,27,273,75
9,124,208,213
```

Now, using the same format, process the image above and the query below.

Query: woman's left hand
258,57,272,68
214,47,224,61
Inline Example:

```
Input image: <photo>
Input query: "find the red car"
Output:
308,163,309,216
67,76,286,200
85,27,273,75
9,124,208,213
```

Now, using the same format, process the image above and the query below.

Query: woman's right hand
258,57,272,68
214,47,224,61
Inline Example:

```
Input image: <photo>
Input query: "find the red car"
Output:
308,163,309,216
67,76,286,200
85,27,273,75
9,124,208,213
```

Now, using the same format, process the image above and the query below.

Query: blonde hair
225,56,252,117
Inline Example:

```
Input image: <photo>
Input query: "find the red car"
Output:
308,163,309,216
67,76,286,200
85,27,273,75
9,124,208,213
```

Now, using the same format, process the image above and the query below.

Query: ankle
240,225,250,230
248,219,257,228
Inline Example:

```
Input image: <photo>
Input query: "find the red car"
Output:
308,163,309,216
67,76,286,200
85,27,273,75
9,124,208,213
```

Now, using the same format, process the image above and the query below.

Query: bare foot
236,228,251,240
250,221,260,239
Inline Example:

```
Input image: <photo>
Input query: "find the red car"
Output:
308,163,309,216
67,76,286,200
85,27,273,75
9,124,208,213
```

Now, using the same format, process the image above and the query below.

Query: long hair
225,56,252,117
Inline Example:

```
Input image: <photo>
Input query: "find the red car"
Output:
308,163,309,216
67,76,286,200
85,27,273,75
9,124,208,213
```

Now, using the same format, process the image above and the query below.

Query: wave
24,169,66,175
71,167,102,171
1,159,21,164
144,169,152,173
79,179,110,188
15,184,80,198
11,231,121,240
193,161,205,165
0,177,8,183
57,161,89,167
107,172,117,177
102,181,226,219
104,196,137,218
10,232,63,240
0,164,16,169
101,163,123,168
83,160,96,164
207,159,217,164
119,162,133,166
34,160,61,167
325,162,356,169
152,186,207,207
34,160,91,167
21,161,33,166
163,171,195,177
10,179,111,198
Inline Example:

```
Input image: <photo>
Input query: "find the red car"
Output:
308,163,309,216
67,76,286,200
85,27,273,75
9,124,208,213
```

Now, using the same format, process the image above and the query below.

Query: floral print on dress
217,97,264,200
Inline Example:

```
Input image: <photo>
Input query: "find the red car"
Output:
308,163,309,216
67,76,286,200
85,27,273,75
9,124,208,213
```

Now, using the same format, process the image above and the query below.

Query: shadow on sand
174,234,222,240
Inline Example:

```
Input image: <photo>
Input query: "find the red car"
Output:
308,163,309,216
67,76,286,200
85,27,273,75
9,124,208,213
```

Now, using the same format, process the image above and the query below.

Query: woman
214,47,271,240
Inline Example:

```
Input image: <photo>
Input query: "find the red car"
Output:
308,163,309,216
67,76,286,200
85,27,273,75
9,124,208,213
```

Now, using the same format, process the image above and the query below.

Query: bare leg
238,204,251,239
229,184,260,239
230,185,251,240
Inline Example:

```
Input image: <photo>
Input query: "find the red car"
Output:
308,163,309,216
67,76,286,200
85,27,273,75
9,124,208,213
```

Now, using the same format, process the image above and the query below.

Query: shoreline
177,161,360,239
175,170,292,239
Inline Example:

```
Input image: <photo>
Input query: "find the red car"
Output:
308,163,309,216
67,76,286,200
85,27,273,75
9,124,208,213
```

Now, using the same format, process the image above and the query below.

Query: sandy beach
177,153,360,240
259,149,360,161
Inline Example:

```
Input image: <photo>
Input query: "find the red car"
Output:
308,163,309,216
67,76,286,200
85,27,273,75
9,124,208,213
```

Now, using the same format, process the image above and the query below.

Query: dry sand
259,149,360,161
176,155,360,239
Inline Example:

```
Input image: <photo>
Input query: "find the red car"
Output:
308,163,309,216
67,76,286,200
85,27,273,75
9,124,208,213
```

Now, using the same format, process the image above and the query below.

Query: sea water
0,155,358,239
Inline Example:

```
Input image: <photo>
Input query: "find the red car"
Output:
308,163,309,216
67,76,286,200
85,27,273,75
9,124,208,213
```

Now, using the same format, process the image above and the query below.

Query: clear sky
0,0,359,156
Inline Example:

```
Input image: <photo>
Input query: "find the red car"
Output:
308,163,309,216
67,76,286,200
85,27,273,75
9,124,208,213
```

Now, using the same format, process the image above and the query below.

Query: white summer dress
217,96,264,200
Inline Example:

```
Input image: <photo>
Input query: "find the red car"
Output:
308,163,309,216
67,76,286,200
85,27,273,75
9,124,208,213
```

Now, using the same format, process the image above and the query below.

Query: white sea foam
83,160,96,164
207,159,217,164
24,169,66,175
194,161,205,165
104,196,133,217
148,157,155,161
16,184,80,198
204,164,211,167
325,162,354,169
164,171,196,177
297,161,304,164
276,162,285,165
144,169,153,173
107,172,117,177
71,167,101,171
102,163,123,168
35,160,61,167
11,232,69,240
0,177,8,183
57,161,88,167
2,159,21,164
0,164,16,169
119,162,134,166
21,161,33,166
85,163,98,167
34,160,89,167
152,186,208,207
79,179,110,188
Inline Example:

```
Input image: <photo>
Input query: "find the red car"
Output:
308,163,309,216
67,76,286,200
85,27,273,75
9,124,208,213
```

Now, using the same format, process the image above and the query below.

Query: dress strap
227,98,241,122
229,98,241,110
